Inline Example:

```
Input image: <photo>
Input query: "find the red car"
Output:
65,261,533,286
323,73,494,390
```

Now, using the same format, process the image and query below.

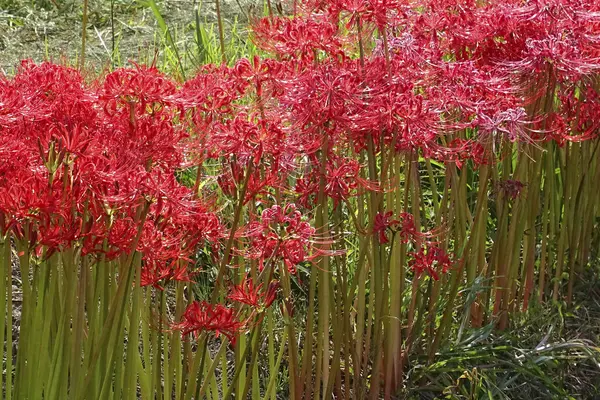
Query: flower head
173,301,244,344
228,276,279,310
409,246,453,281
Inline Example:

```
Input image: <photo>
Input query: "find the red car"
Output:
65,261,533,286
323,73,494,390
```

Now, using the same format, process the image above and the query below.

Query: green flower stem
210,161,254,304
263,329,287,400
0,236,9,399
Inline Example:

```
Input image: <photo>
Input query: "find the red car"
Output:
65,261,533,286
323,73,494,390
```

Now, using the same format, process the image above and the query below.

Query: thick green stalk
366,133,385,399
280,261,300,400
182,334,208,400
162,290,172,400
210,161,254,304
0,236,8,399
351,232,370,398
397,155,421,383
27,248,53,400
14,238,32,398
538,146,553,303
263,329,287,400
427,169,451,349
123,253,143,400
223,321,262,400
172,282,185,400
241,317,264,399
196,338,229,399
497,153,528,329
552,145,571,302
79,202,150,400
315,133,331,399
300,246,318,399
324,206,348,399
431,157,490,356
70,253,88,399
360,250,376,399
522,148,543,311
142,289,153,397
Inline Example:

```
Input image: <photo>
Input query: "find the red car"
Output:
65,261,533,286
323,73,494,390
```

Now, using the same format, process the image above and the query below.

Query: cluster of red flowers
0,62,221,282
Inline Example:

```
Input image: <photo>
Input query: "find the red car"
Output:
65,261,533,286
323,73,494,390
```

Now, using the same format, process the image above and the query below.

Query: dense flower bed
1,0,600,398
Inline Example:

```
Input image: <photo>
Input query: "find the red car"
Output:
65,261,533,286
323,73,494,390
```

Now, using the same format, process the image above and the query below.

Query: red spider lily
173,301,244,344
211,112,287,164
251,16,344,61
0,60,224,269
473,107,536,145
409,246,453,281
444,139,491,168
373,211,431,245
373,211,399,244
228,276,279,309
245,204,316,273
502,33,600,78
234,56,284,100
396,213,419,244
281,61,362,136
498,179,526,200
98,63,177,116
325,158,379,204
329,0,404,30
140,261,194,290
217,162,283,204
177,63,248,137
295,155,378,207
346,59,437,152
554,85,600,143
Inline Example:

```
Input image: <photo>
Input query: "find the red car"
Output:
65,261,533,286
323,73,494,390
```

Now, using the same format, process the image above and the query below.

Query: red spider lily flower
245,204,316,274
281,61,362,135
325,158,379,204
34,212,82,254
211,112,287,164
294,176,319,210
373,212,429,245
106,218,138,258
444,139,491,168
473,107,536,145
498,179,525,200
373,211,399,244
99,63,177,116
502,34,600,78
176,63,249,146
228,276,279,309
173,301,244,344
251,16,344,62
396,212,420,244
234,56,284,100
0,60,223,277
217,162,283,204
555,85,600,143
409,246,453,281
140,261,194,291
295,155,378,207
